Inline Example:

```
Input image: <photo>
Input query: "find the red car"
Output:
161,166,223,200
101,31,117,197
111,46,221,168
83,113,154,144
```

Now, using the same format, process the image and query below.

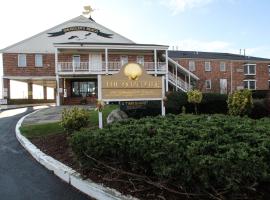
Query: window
120,56,128,65
205,61,211,71
189,60,196,72
137,56,144,65
244,64,256,75
268,80,270,89
268,65,270,74
71,81,96,97
18,54,26,67
220,62,226,72
244,80,256,90
35,54,43,67
72,55,80,68
205,80,212,89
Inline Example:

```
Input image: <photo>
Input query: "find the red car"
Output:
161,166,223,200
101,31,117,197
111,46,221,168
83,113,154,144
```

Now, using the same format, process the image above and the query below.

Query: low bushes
71,114,270,198
60,107,89,134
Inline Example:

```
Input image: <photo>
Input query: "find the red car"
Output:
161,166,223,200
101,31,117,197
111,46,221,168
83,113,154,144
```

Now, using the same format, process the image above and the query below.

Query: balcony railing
57,62,166,74
168,71,192,92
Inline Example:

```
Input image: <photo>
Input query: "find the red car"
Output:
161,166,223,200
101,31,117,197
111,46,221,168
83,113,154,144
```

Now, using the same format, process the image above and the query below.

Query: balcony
57,62,166,74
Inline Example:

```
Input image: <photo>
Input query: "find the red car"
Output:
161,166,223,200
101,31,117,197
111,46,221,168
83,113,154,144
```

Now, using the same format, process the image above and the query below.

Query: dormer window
244,64,256,75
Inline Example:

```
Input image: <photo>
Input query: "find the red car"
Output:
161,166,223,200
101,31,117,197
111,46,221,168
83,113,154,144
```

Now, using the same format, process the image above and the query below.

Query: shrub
187,90,203,114
165,92,228,115
121,101,161,118
228,89,253,116
71,114,270,198
250,99,269,119
252,90,270,99
164,92,189,114
200,93,228,114
60,107,89,134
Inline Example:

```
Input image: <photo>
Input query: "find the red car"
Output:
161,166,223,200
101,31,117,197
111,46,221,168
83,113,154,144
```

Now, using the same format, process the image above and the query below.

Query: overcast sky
0,0,270,57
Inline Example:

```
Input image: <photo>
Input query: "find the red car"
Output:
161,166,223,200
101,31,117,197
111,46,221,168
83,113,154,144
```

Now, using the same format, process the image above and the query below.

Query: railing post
154,49,157,76
105,48,108,74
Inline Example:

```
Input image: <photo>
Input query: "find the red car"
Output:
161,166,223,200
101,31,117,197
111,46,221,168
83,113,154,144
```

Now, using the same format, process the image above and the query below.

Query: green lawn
20,122,63,138
20,104,119,138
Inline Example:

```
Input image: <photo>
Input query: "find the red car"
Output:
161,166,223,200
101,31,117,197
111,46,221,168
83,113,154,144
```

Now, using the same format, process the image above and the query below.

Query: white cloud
160,0,214,14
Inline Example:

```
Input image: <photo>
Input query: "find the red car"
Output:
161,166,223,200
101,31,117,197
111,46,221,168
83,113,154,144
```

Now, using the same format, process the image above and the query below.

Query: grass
89,104,118,126
20,122,64,138
20,104,119,139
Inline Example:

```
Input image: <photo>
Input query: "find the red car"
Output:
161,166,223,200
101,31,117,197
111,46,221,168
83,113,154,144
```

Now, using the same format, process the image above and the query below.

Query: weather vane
82,5,95,18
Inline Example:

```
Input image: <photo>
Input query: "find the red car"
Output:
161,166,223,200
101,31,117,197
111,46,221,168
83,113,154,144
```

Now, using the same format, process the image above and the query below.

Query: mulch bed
30,134,270,200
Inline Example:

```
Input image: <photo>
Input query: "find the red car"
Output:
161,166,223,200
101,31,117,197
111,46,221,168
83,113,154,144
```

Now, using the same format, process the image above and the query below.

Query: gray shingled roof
168,50,270,61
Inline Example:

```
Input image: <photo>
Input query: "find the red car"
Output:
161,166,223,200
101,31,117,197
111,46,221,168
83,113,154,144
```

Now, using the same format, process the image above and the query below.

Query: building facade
169,51,270,94
1,15,269,105
1,15,196,105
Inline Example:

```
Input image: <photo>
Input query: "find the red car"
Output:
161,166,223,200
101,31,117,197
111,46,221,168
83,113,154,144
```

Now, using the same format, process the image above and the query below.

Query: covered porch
2,76,56,105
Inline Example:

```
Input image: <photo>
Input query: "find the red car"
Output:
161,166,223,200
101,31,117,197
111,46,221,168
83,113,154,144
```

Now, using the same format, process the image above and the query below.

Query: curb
16,110,138,200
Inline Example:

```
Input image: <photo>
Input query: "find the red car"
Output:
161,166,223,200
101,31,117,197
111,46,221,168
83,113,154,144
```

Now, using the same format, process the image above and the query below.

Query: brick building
169,51,270,94
0,15,198,105
1,15,269,105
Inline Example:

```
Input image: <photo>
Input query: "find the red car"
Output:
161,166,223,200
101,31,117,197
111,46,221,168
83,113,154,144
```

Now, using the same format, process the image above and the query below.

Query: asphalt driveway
0,107,91,200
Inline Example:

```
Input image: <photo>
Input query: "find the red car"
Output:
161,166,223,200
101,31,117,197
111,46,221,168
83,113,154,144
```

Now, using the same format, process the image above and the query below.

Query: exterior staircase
168,72,192,92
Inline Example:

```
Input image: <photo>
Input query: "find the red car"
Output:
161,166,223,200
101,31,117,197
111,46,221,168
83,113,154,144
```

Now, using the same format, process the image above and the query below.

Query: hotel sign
48,26,113,38
101,63,163,101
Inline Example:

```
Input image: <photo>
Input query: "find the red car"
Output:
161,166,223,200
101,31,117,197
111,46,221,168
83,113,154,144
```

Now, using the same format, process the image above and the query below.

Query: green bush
187,90,203,114
228,89,253,116
249,99,269,119
165,92,228,114
71,114,270,198
60,107,89,134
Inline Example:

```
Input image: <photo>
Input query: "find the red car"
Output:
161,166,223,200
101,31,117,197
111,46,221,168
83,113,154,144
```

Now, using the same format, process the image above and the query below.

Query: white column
154,49,157,76
56,74,60,106
54,48,58,74
54,48,60,106
175,64,178,91
161,76,166,116
105,48,108,74
98,75,103,129
165,50,169,91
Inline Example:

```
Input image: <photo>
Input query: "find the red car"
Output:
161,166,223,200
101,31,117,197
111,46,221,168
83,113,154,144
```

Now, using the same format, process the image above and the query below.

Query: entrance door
89,53,102,71
220,79,227,94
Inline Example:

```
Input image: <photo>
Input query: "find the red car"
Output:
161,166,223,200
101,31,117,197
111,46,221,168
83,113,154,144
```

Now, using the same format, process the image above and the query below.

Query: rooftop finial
82,5,95,21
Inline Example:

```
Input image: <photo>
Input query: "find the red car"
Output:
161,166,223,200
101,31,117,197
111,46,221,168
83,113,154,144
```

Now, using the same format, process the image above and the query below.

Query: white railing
57,62,166,74
168,71,192,92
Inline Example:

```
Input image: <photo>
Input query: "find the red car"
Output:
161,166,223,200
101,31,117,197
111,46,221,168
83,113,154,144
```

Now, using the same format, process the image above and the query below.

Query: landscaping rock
107,109,128,124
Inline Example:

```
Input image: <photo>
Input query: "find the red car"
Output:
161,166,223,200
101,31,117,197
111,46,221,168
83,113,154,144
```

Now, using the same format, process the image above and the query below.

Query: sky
0,0,270,98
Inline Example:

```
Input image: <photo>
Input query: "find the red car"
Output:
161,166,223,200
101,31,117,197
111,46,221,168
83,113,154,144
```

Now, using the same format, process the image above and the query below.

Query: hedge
71,114,270,198
165,92,228,114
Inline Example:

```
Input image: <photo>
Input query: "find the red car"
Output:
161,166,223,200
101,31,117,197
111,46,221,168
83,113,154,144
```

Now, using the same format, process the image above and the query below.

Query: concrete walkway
0,103,55,111
23,105,94,125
